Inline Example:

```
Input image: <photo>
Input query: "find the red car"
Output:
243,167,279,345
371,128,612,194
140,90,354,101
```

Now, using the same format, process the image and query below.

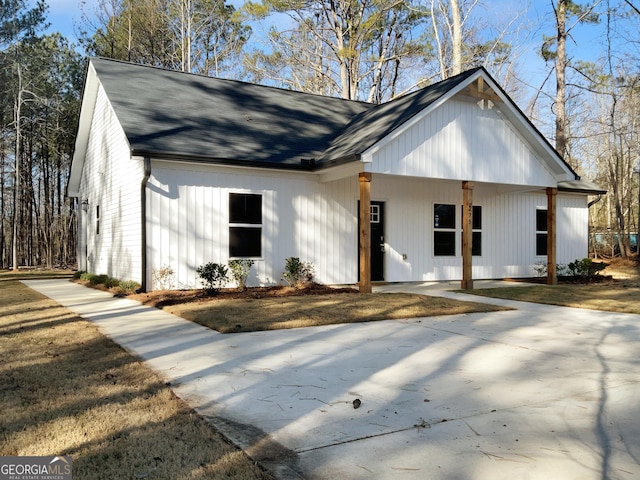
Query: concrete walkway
24,280,640,479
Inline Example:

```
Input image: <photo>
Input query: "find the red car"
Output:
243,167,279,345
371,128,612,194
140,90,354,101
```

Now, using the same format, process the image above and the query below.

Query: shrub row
196,257,314,294
74,271,140,294
533,257,607,278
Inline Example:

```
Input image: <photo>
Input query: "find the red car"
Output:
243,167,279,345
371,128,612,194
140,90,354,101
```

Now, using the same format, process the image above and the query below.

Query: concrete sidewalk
24,279,640,479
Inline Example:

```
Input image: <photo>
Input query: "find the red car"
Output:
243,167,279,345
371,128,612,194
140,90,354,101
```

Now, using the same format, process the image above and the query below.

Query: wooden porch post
461,181,474,290
359,172,372,293
546,187,557,285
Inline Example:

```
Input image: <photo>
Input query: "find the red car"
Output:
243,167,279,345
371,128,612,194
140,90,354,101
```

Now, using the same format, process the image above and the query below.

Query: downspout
140,156,152,292
588,195,602,208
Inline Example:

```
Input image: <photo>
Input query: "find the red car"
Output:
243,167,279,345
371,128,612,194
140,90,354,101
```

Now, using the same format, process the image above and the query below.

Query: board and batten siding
370,176,588,282
146,161,359,289
146,161,588,289
364,96,559,188
79,82,144,283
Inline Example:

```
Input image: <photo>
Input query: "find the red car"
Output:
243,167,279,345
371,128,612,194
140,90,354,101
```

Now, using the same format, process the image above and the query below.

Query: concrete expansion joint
295,417,454,454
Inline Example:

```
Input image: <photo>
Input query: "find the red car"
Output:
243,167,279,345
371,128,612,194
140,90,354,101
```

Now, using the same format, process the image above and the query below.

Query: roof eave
133,149,321,172
558,179,607,195
67,60,99,198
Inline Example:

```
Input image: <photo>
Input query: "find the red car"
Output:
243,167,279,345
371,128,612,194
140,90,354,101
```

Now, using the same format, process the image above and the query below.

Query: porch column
461,181,474,290
546,187,557,285
359,172,372,293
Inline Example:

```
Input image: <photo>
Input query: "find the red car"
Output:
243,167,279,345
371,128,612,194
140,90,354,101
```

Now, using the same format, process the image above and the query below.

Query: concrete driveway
24,280,640,479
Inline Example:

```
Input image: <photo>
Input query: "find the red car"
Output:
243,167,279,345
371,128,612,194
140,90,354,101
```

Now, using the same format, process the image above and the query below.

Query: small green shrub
567,258,606,278
119,280,140,294
196,262,229,293
228,259,254,291
80,272,94,282
282,257,314,287
89,274,109,286
103,277,121,288
73,270,86,280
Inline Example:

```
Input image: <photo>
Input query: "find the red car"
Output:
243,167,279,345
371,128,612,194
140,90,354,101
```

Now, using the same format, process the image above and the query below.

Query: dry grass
162,291,509,333
0,272,273,480
468,258,640,313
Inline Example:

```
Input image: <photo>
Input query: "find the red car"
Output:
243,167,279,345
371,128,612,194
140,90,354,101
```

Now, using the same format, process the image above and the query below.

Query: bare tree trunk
12,67,23,272
450,0,462,75
554,0,568,159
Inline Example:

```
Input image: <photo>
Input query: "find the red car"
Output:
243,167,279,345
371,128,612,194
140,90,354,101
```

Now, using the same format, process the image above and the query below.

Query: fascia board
68,62,99,197
480,74,576,180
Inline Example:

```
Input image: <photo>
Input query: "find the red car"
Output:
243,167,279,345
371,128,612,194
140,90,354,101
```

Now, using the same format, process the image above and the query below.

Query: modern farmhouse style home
69,57,604,292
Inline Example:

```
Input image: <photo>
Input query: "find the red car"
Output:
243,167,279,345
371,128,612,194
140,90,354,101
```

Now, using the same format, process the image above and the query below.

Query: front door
370,201,385,281
358,201,385,281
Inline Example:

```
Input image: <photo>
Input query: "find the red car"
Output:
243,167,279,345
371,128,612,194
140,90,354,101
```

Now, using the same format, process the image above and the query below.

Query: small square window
536,209,547,232
230,227,261,257
230,193,261,224
434,231,456,256
434,204,455,229
370,204,380,224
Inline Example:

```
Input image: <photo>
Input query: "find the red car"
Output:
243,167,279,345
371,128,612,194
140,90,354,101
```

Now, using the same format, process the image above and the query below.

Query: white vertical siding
78,83,143,283
146,161,589,289
366,97,558,188
147,162,358,289
372,177,588,282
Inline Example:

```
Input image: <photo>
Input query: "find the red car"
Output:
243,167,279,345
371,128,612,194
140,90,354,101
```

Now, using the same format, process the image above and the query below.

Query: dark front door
370,201,385,281
358,201,385,282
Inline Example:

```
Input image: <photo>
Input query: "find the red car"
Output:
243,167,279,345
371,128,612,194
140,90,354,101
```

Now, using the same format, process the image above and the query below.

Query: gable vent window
536,208,548,256
434,204,456,256
229,193,262,258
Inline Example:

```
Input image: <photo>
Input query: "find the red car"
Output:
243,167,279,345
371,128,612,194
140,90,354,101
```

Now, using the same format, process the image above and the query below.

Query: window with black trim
229,193,262,257
461,205,482,256
536,208,547,256
96,205,100,235
434,204,456,256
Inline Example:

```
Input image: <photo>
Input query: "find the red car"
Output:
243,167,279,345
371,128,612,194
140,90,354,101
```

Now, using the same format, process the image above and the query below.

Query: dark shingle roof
90,58,478,170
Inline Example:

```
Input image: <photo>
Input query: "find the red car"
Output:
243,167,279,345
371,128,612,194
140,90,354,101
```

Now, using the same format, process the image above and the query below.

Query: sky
45,0,87,41
42,0,638,99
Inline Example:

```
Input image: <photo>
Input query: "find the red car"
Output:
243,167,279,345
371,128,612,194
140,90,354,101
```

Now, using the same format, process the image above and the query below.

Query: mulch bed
130,283,358,308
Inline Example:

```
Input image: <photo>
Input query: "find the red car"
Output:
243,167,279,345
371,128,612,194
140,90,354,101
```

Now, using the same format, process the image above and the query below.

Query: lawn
130,284,510,333
0,272,273,480
466,259,640,313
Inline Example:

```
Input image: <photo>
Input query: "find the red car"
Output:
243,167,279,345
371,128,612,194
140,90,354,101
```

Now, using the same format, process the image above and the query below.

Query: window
434,204,456,256
96,205,100,235
370,204,380,224
229,193,262,257
461,205,482,256
536,208,548,256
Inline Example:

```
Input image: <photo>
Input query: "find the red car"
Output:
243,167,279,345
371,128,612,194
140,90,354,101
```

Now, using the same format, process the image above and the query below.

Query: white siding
372,177,588,282
79,83,144,283
366,96,559,188
147,162,358,289
147,161,589,289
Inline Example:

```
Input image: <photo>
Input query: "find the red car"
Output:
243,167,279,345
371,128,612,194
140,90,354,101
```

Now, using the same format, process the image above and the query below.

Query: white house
68,57,604,292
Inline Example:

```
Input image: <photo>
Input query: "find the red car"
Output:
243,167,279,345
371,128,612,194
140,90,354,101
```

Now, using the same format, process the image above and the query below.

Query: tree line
1,0,639,269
